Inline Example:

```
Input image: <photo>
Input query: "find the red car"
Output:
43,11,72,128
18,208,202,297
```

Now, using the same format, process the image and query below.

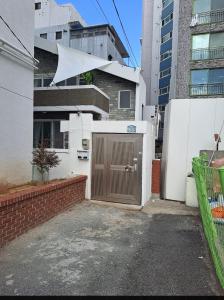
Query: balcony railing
191,9,224,25
190,83,224,96
192,47,224,60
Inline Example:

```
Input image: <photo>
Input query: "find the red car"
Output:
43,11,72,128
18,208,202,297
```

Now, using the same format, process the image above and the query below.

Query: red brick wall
152,160,161,195
0,176,87,248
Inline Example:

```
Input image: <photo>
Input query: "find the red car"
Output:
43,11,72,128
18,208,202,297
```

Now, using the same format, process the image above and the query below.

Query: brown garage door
92,134,143,205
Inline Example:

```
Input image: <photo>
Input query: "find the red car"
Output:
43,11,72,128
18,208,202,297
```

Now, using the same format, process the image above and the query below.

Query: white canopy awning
51,44,112,85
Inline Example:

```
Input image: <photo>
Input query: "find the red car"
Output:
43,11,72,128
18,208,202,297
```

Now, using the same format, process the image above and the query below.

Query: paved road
0,201,222,296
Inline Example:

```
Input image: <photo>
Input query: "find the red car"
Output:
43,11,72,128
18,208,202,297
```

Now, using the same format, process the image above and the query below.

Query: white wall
0,0,34,184
141,0,162,106
35,24,70,47
47,114,154,206
35,0,86,29
162,98,224,202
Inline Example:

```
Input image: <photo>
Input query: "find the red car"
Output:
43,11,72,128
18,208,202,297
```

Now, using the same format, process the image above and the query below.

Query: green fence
193,156,224,288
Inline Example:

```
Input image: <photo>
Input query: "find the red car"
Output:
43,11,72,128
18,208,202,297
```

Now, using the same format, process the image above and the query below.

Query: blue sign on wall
127,125,137,133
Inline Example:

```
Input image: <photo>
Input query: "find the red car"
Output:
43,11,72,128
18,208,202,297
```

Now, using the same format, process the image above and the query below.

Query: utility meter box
82,139,90,150
77,150,89,161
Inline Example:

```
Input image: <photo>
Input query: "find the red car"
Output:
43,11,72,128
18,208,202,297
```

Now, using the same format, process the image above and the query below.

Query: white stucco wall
0,0,34,184
35,24,71,47
162,98,224,202
141,0,162,106
47,114,154,206
35,0,86,29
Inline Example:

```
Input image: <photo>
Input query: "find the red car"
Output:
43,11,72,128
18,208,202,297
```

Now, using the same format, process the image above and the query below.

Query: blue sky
56,0,142,67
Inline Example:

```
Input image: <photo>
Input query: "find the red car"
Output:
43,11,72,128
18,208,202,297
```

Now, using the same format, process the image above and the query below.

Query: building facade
33,38,145,150
174,0,224,100
35,23,129,65
0,0,35,184
35,0,129,64
142,0,224,105
142,0,224,152
35,0,86,28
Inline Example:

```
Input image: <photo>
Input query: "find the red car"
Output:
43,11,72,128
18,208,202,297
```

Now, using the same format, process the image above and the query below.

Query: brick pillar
152,159,161,197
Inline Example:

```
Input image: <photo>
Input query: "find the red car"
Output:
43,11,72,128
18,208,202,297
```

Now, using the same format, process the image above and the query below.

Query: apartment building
143,0,224,103
174,0,224,99
35,0,129,64
142,0,224,151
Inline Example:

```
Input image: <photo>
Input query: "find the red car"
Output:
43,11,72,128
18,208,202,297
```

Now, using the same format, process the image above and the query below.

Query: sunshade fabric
51,44,112,85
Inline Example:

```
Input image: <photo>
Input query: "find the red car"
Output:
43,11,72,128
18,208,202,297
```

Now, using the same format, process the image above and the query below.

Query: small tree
81,71,93,85
32,142,61,182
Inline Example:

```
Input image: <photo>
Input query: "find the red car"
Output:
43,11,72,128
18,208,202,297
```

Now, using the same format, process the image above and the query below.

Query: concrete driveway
0,201,222,296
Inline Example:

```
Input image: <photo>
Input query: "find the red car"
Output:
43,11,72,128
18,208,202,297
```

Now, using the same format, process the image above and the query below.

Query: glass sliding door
191,69,209,95
190,68,224,96
192,32,224,60
192,34,209,60
208,68,224,95
211,0,224,10
193,0,211,14
210,32,224,59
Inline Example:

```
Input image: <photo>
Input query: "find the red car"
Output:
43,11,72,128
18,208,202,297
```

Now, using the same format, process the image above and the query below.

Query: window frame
161,50,172,62
162,0,173,9
40,33,47,39
118,90,132,110
35,2,41,10
159,86,170,96
160,67,171,79
162,13,173,27
55,31,63,40
34,74,79,88
33,120,69,150
161,31,172,44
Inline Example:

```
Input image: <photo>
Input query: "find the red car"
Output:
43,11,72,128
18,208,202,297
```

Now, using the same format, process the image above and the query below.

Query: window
193,0,224,14
190,69,224,95
161,32,172,44
162,13,173,27
43,77,53,87
34,78,42,88
192,33,224,60
191,69,209,85
34,74,79,87
159,105,166,112
56,31,62,40
119,91,131,109
95,31,107,36
33,121,69,149
160,68,171,78
162,0,173,8
79,76,86,85
56,80,66,87
83,33,94,37
73,34,82,39
161,50,172,61
67,77,78,86
192,34,210,49
159,86,170,96
40,33,47,39
35,2,41,10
